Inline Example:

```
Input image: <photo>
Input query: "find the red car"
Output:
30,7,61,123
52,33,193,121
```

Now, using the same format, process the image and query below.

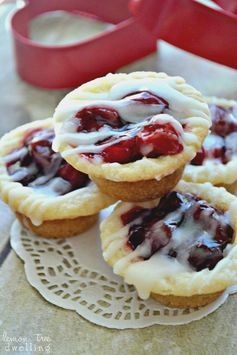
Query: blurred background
1,0,237,137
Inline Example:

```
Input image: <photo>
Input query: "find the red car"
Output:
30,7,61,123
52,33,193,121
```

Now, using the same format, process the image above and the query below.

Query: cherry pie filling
191,104,237,165
121,192,234,271
5,128,89,195
73,91,184,164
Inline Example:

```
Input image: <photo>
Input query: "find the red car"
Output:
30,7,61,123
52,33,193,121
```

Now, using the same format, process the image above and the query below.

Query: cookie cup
100,181,237,308
0,119,115,238
53,71,210,201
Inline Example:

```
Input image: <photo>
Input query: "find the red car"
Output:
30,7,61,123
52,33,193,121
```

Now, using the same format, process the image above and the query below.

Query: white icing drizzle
8,163,38,183
3,147,28,164
30,216,44,227
62,114,184,156
53,78,206,156
109,79,203,119
225,132,237,161
124,255,191,300
30,177,71,197
198,131,237,165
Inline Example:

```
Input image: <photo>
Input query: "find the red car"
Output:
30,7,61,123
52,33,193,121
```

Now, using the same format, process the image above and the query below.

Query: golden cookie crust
0,119,115,225
17,212,98,238
100,181,237,300
184,96,237,185
151,291,222,308
53,71,210,182
92,166,184,202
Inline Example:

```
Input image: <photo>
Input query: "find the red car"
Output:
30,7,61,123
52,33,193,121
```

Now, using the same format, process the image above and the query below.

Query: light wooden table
0,4,237,355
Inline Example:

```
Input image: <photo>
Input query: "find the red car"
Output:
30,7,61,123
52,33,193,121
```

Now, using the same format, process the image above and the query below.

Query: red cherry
76,107,122,132
28,129,55,168
193,202,216,222
148,222,172,257
58,163,88,189
188,239,223,271
127,224,146,250
213,147,226,160
124,91,169,107
127,221,172,259
202,134,226,162
215,223,234,245
210,104,237,137
121,206,144,225
102,137,140,164
137,123,183,157
191,147,206,166
30,143,54,168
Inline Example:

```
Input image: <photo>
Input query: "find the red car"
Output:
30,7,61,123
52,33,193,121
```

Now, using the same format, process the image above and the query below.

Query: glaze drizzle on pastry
191,104,237,165
54,77,208,164
120,192,233,271
4,128,89,196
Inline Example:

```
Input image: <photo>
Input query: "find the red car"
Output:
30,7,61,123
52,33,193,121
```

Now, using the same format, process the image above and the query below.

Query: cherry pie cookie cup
184,97,237,189
0,119,115,238
100,181,237,308
53,72,210,202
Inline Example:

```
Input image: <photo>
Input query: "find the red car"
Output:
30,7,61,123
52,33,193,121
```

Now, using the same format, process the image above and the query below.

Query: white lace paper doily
10,206,237,329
